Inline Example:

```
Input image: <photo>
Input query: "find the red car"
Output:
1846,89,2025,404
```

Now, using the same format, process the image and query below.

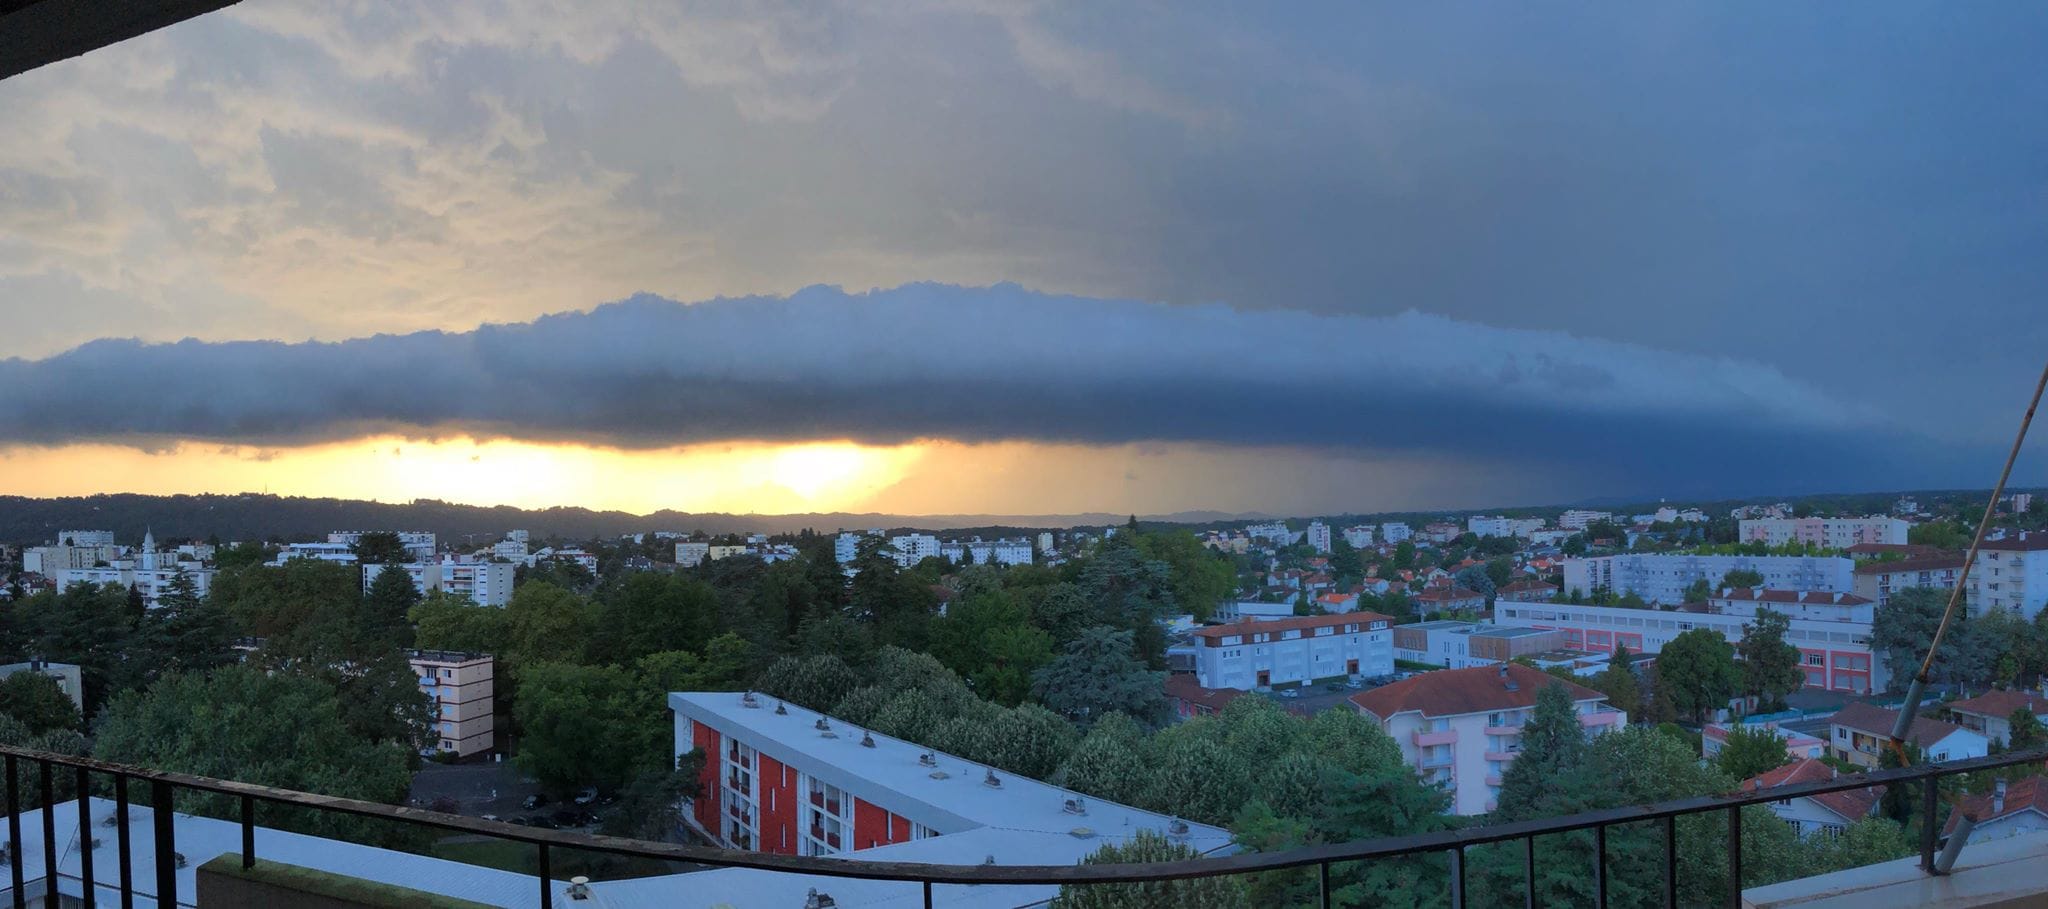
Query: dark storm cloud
0,284,1984,495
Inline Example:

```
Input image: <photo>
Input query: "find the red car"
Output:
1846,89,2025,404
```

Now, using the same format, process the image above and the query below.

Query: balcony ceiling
0,0,239,81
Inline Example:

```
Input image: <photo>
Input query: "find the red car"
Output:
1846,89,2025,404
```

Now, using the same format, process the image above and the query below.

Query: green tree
349,531,411,565
1716,725,1792,781
409,593,510,654
1031,626,1167,726
94,668,413,841
1657,629,1742,722
1681,577,1714,603
1738,607,1806,712
513,662,658,794
1051,830,1249,909
139,566,238,678
361,565,421,649
505,582,597,666
1592,643,1642,717
1872,587,1984,690
591,573,719,663
2008,707,2045,751
929,591,1055,706
1720,568,1765,589
1496,682,1597,821
0,671,76,735
1134,530,1236,622
1908,521,1968,550
757,654,860,713
1056,713,1150,805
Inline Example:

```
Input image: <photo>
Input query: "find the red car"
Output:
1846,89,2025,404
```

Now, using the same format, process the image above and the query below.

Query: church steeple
141,526,157,571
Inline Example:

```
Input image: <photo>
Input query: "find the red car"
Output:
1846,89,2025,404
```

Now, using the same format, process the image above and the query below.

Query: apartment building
1851,553,1964,607
939,538,1034,567
52,565,215,608
1380,522,1412,543
1245,522,1296,546
410,650,495,758
1341,525,1376,548
1558,510,1613,531
22,543,125,574
1701,718,1826,763
888,534,941,566
1738,517,1909,549
1972,532,2048,619
1468,516,1544,538
675,541,711,567
1494,592,1887,694
1351,663,1625,815
1306,521,1332,553
1827,702,1986,769
1392,622,1568,670
364,560,516,606
1496,579,1559,603
1561,554,1853,605
671,691,1231,881
1190,612,1394,690
326,531,437,561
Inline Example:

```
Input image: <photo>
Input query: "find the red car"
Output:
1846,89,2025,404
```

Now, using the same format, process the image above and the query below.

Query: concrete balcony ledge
1484,750,1519,762
1414,729,1459,746
1743,830,2048,908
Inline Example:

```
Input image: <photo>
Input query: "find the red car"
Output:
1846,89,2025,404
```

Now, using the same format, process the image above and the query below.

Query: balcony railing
0,743,2042,909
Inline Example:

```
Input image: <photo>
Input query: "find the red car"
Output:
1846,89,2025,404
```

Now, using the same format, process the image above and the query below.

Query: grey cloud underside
0,283,1982,494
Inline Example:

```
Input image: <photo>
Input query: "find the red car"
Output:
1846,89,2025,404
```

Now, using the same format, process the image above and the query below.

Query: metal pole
7,754,23,909
75,766,93,909
113,775,131,909
1725,806,1743,909
150,782,175,909
240,795,254,870
39,761,56,907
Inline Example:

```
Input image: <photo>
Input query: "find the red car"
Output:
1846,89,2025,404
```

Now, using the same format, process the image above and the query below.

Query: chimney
1993,777,2007,815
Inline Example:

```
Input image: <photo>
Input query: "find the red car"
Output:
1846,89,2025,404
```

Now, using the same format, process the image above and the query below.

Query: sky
1,2,2045,517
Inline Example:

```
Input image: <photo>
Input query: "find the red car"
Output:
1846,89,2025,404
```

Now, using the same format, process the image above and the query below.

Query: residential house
1852,553,1965,608
1947,688,2048,746
1828,702,1988,769
1739,759,1880,839
1702,719,1826,763
1944,777,2048,843
1414,586,1486,615
1190,612,1395,690
1496,579,1559,603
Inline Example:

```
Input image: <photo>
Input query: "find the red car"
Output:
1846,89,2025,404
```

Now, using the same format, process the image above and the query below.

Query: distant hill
0,493,1277,546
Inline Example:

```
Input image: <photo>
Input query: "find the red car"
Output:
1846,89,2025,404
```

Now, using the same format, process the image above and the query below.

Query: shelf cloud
3,283,1969,496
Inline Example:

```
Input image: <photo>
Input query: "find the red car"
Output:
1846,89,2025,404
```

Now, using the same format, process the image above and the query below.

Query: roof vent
814,717,831,732
1069,826,1096,839
983,769,1002,788
1167,819,1189,837
740,691,760,708
918,752,937,768
929,770,950,780
982,854,997,865
804,888,838,909
860,731,876,748
568,876,592,901
1063,797,1087,816
774,701,788,715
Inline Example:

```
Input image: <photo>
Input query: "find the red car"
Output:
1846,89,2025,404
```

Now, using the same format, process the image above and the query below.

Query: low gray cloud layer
0,284,1984,497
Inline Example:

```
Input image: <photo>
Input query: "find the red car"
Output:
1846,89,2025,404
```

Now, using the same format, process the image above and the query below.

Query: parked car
573,787,599,806
521,794,549,810
1278,688,1300,698
523,816,558,830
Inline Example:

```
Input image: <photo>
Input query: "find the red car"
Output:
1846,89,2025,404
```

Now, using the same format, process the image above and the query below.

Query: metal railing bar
39,760,56,907
0,743,2031,888
7,753,23,909
1724,806,1741,909
75,765,93,909
150,780,176,909
113,773,131,909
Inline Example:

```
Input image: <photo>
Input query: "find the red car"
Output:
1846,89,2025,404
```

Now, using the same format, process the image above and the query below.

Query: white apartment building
273,541,358,564
1190,612,1394,690
54,530,116,547
677,541,712,568
52,565,215,608
888,534,941,566
366,560,516,606
326,531,437,561
1972,532,2048,619
490,538,530,562
1494,591,1887,694
939,538,1033,567
1352,663,1625,815
1468,516,1544,538
1036,532,1054,553
1561,553,1854,605
22,544,122,575
1738,517,1908,549
1342,525,1375,548
1392,622,1571,670
2012,494,2035,515
1558,510,1614,531
1306,521,1332,553
1381,522,1412,543
1246,522,1297,546
1852,554,1964,607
